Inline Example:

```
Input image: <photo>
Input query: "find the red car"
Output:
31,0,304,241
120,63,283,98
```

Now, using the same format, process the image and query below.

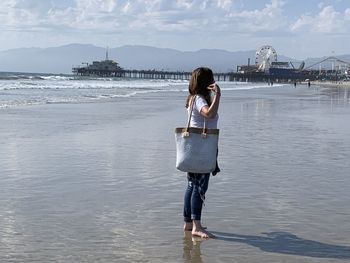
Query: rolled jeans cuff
191,214,201,221
184,217,192,223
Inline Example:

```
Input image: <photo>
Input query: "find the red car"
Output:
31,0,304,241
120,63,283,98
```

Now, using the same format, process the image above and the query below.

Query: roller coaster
73,45,350,83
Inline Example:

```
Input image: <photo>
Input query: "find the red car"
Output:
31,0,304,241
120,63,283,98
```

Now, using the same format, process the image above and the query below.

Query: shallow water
0,83,350,262
0,72,275,108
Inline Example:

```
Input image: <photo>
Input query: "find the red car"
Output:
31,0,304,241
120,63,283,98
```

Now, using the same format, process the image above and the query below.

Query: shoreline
311,80,350,88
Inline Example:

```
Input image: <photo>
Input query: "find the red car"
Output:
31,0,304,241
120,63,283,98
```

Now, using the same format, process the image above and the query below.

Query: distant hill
0,44,348,74
0,44,103,74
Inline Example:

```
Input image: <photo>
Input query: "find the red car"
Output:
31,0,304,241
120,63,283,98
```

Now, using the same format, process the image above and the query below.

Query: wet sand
311,80,350,88
0,84,350,262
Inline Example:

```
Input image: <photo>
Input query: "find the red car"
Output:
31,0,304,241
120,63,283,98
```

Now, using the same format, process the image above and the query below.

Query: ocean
0,72,283,108
1,72,350,262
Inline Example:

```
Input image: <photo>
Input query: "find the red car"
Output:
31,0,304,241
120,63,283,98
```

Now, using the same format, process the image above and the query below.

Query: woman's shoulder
194,94,207,104
193,94,208,111
192,94,206,101
189,94,204,103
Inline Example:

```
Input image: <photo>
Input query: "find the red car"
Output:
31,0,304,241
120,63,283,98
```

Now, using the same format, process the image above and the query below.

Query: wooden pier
229,71,317,83
72,67,234,81
72,51,347,83
72,60,317,83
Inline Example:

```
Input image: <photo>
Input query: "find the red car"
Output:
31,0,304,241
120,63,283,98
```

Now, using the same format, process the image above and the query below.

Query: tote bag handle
184,95,207,137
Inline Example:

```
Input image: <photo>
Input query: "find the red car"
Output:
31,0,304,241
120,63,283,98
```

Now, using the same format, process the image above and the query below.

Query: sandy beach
1,83,350,262
311,81,350,88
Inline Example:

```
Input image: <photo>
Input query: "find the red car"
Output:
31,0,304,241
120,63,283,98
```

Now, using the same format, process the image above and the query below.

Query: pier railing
72,67,233,81
72,67,318,83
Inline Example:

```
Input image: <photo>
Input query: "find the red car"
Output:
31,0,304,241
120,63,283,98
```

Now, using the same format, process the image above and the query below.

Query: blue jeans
183,173,210,222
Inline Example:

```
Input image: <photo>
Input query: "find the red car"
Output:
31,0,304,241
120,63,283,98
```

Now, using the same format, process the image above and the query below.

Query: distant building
72,48,123,76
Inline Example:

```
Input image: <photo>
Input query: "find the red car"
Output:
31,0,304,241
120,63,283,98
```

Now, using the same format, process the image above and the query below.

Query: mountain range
0,44,349,74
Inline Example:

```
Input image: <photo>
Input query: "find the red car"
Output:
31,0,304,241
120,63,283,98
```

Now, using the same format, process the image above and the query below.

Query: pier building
72,46,350,83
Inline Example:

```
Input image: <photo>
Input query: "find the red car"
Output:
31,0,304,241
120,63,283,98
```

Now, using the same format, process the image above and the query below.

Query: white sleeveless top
188,95,219,129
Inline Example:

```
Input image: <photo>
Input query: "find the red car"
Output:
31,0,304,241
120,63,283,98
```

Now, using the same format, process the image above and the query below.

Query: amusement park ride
255,45,278,72
238,45,350,81
73,45,350,82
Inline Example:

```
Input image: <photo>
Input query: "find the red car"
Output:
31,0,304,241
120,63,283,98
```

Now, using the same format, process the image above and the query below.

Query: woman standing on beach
183,67,221,238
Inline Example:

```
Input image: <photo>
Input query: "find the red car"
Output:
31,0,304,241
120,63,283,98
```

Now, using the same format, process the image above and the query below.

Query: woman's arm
200,84,221,119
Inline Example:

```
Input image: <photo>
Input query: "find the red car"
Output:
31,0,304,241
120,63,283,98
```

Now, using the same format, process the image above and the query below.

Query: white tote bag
175,96,219,173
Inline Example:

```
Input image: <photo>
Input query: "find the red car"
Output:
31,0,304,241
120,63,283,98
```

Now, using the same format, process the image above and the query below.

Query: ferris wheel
255,45,277,71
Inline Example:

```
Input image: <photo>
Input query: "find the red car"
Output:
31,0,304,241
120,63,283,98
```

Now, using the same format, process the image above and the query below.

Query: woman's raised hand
208,83,221,96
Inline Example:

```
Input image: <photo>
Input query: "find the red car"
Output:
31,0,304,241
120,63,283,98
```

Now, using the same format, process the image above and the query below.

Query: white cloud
290,5,349,34
0,0,54,30
74,0,117,13
128,0,288,34
345,8,350,20
217,0,233,10
318,2,325,9
121,1,131,14
0,0,289,35
227,0,286,32
1,0,349,58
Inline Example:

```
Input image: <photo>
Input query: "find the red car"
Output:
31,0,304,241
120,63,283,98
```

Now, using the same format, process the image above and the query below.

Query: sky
0,0,349,59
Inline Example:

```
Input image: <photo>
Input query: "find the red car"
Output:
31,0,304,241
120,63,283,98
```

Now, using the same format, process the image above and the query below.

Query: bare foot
192,228,216,239
183,222,193,231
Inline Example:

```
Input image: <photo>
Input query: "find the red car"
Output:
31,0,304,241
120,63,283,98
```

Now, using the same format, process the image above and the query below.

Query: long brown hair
186,67,214,108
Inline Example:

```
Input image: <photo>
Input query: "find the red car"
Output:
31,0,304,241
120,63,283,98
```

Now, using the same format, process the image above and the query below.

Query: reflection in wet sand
1,84,350,262
322,86,350,105
183,231,204,263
